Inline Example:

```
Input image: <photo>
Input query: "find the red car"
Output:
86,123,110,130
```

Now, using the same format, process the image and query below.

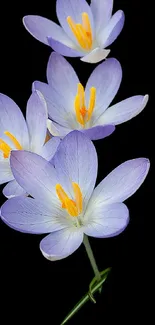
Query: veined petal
1,197,66,234
40,227,83,261
40,137,61,161
82,125,115,140
97,10,125,48
84,203,129,238
3,179,27,198
26,91,48,153
56,0,94,44
81,47,110,63
47,120,72,137
96,95,149,126
10,150,59,210
88,158,150,206
0,93,29,149
85,58,122,122
48,37,83,57
90,0,113,33
23,15,74,46
0,161,13,185
54,131,98,211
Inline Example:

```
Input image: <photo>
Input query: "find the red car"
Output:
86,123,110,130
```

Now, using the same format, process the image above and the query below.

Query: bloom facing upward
1,131,150,261
0,91,60,198
33,53,148,140
23,0,125,63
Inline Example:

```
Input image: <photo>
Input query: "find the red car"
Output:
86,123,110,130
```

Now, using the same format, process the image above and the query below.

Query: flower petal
1,197,66,234
56,0,94,44
90,0,113,33
82,125,115,140
48,37,83,57
10,150,59,209
26,91,48,153
54,130,98,210
84,203,129,238
0,161,13,185
23,15,73,46
40,227,83,261
47,119,72,137
40,137,61,161
80,47,110,63
0,93,29,149
97,10,125,48
89,158,150,206
96,95,149,125
3,179,27,198
85,58,122,122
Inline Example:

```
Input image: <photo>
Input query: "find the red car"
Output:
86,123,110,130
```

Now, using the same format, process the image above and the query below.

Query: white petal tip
81,48,111,63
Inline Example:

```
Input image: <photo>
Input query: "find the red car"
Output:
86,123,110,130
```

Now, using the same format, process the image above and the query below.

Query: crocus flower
33,53,148,140
23,0,125,63
0,91,60,198
1,131,150,261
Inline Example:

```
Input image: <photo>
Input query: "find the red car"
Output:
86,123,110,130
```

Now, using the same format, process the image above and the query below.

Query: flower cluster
0,0,150,271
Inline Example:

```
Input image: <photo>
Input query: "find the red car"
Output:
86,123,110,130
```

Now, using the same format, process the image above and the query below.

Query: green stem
83,235,101,281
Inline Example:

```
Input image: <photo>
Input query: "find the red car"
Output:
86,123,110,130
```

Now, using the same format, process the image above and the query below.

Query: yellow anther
64,198,78,217
55,183,83,217
74,94,85,126
72,182,83,214
4,131,22,150
55,184,68,209
87,87,96,121
74,83,96,127
67,12,93,50
0,139,11,158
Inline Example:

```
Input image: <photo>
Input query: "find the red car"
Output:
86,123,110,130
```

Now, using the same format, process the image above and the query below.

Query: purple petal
98,10,125,48
48,37,83,57
89,158,150,206
56,0,94,45
54,130,97,210
84,203,129,238
81,47,110,63
1,197,66,234
0,161,13,185
40,227,83,261
85,58,122,123
3,179,27,198
0,93,29,149
90,0,113,33
23,15,73,46
40,137,61,161
10,150,59,209
82,125,115,140
26,91,48,153
97,95,149,126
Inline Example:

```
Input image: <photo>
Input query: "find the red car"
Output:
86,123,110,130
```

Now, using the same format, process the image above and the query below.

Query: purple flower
1,131,150,261
0,91,60,198
23,0,125,63
33,53,148,140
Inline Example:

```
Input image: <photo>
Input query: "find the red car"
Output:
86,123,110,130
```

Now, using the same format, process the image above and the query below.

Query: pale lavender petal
96,95,149,126
0,93,29,149
23,15,74,46
54,131,97,210
40,227,83,261
84,203,129,238
89,158,150,206
82,125,115,140
48,37,83,57
40,137,61,161
90,0,113,33
1,197,66,234
56,0,94,45
81,47,110,63
47,120,72,137
97,10,125,48
26,91,48,153
85,58,122,123
3,179,27,198
10,150,59,210
0,161,13,184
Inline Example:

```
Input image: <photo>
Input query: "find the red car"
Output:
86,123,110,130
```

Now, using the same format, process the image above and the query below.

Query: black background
0,1,153,324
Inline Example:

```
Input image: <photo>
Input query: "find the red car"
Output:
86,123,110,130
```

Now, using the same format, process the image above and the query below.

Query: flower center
56,182,83,217
74,83,96,127
0,131,22,158
67,12,93,50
